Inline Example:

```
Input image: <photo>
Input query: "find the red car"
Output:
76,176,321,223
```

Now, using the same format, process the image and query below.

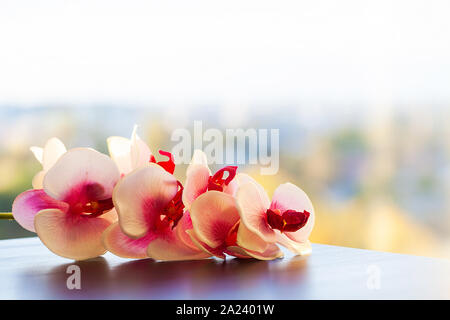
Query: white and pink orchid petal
107,136,133,174
182,164,210,210
130,126,152,170
113,163,179,238
223,178,238,197
191,149,209,166
271,183,315,243
186,230,226,259
236,222,269,253
234,173,269,195
102,222,154,259
236,182,275,243
187,149,210,176
276,234,312,255
43,148,120,202
234,173,257,189
31,170,45,189
147,229,211,261
107,126,152,174
224,246,253,259
34,208,111,260
12,189,68,232
31,138,67,188
175,212,202,250
42,137,67,171
30,146,44,164
239,243,284,260
222,172,262,200
101,208,119,223
189,191,240,249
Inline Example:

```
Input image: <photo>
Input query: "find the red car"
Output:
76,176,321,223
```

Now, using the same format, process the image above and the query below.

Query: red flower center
207,166,238,192
150,150,175,174
81,198,115,218
67,182,115,218
158,181,185,230
225,221,239,247
266,208,310,232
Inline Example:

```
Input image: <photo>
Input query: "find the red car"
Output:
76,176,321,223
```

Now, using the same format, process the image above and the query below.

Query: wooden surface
0,237,449,299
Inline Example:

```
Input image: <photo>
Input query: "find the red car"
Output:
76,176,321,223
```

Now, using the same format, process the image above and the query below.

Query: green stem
0,212,14,220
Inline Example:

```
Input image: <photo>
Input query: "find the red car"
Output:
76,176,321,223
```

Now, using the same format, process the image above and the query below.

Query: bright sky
1,0,450,106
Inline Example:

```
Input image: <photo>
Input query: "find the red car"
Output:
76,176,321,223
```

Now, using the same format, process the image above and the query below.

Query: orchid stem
0,212,14,220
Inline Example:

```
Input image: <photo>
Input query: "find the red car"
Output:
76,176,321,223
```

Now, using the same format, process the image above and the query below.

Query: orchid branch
0,212,14,220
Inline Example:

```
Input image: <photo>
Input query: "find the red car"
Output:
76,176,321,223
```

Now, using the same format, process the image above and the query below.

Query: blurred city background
0,1,449,259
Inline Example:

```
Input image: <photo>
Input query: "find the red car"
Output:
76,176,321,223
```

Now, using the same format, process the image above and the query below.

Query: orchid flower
30,137,67,189
103,154,210,261
181,150,283,260
183,150,239,210
107,125,152,176
187,190,284,260
235,177,314,255
12,148,120,260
